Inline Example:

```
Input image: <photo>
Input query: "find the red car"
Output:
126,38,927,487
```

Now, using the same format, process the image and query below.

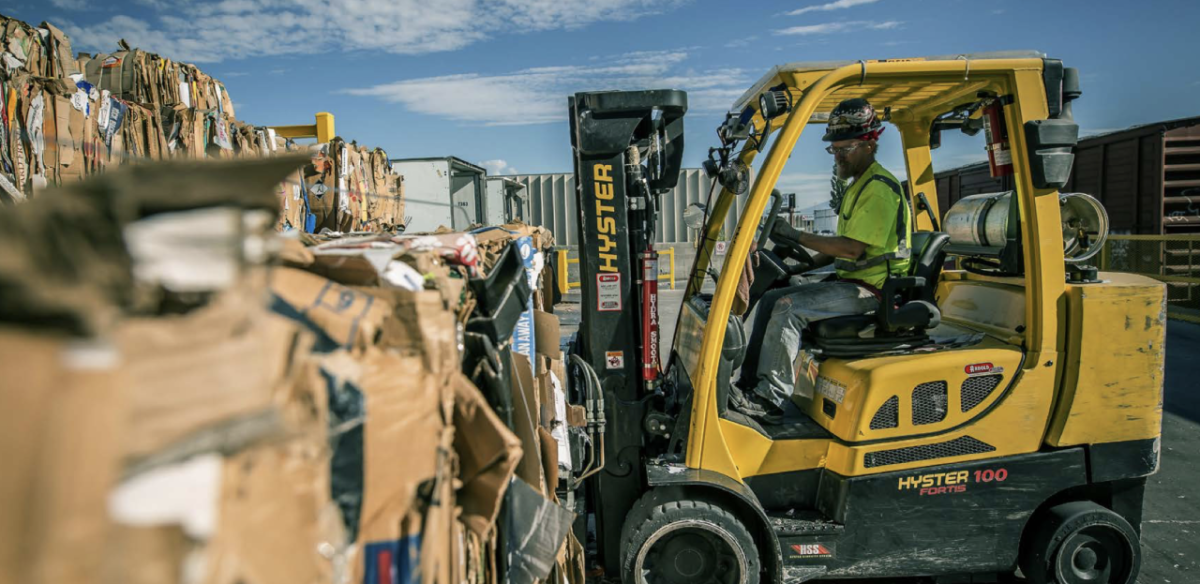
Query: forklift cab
605,54,1165,584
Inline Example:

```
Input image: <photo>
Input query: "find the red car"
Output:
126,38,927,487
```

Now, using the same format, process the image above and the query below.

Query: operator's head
824,98,883,180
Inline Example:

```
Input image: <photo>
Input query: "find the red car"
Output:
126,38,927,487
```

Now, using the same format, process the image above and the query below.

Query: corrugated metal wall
503,169,753,246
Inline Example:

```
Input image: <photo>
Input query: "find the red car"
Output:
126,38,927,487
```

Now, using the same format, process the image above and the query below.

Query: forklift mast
569,89,686,572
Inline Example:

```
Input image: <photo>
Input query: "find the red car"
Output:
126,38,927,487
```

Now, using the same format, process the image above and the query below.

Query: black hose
961,257,1022,278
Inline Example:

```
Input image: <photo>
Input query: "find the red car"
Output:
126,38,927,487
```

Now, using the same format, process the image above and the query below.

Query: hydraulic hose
568,355,607,485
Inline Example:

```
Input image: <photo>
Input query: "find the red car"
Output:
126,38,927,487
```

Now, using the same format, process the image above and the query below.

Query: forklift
562,53,1166,584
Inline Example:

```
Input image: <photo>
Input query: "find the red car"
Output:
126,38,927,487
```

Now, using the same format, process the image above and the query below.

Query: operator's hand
770,220,804,247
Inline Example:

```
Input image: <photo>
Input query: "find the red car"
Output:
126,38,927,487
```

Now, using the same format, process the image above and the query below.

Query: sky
15,0,1200,210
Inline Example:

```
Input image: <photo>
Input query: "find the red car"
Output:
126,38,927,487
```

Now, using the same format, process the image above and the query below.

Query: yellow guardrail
269,112,335,143
1099,234,1200,325
557,247,676,294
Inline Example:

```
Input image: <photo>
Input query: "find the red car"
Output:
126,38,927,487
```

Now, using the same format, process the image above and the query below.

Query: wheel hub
1073,546,1099,572
673,547,704,577
1057,526,1132,584
636,520,748,584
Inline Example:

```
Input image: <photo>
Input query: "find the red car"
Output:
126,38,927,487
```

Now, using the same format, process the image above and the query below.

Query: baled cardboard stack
0,157,582,584
0,13,406,232
280,139,405,234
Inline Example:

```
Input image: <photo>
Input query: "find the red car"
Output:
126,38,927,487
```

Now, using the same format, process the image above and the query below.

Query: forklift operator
736,98,912,423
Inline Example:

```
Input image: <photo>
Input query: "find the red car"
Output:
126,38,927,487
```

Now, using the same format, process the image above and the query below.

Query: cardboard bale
102,524,190,584
452,374,521,536
78,41,234,116
115,288,316,467
334,348,453,584
509,355,546,494
268,267,393,352
202,436,341,584
504,478,574,584
104,431,339,584
0,329,125,584
0,156,298,335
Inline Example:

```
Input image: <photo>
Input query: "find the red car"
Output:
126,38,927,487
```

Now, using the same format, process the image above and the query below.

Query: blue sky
16,0,1200,209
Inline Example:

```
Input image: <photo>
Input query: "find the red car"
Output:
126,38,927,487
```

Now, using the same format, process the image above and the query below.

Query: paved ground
557,290,1200,583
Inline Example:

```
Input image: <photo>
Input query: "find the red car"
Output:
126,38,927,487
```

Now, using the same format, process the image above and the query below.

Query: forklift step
782,565,829,583
767,511,845,536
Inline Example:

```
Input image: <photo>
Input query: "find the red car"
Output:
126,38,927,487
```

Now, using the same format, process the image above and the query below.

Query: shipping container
390,157,487,232
919,116,1200,235
484,177,528,225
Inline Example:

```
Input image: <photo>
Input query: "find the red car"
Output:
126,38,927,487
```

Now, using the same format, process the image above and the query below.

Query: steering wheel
768,225,816,272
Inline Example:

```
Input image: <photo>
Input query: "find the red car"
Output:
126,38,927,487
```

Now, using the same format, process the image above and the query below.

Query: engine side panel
782,449,1088,577
1047,271,1167,447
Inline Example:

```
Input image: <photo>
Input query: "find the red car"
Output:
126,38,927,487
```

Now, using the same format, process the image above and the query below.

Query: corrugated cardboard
537,426,559,496
268,267,392,351
533,310,559,360
116,290,314,466
372,287,459,374
203,437,341,584
509,355,546,493
337,348,449,583
504,478,574,584
453,373,521,536
102,524,190,584
0,329,125,584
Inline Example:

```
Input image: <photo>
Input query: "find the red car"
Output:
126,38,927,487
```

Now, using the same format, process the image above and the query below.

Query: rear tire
1020,501,1140,584
620,491,760,584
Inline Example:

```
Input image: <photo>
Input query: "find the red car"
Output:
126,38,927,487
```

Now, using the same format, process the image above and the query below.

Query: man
735,97,912,423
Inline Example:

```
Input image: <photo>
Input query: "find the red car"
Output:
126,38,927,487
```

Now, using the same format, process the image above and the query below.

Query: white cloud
341,50,750,126
775,20,902,35
62,0,687,63
50,0,89,8
480,159,519,175
786,0,880,16
724,35,760,49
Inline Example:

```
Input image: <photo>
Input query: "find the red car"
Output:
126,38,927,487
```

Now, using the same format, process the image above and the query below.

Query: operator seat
809,231,951,357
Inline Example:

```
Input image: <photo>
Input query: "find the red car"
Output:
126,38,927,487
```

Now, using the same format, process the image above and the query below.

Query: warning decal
597,273,622,312
605,351,625,369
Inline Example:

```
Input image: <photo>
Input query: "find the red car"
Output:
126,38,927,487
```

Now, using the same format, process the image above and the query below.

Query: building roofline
389,156,487,174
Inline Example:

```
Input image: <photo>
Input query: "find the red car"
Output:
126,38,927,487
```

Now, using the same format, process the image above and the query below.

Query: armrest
881,276,925,300
879,276,927,332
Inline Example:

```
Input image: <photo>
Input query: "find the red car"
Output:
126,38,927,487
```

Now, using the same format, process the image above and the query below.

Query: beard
835,161,855,180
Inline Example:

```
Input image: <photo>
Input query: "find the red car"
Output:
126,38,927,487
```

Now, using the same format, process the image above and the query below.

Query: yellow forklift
563,52,1166,584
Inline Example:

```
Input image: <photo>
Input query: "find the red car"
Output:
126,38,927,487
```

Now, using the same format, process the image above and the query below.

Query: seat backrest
907,231,950,303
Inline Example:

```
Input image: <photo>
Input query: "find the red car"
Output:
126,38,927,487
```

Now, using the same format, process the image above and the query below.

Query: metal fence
503,169,754,247
1100,234,1200,324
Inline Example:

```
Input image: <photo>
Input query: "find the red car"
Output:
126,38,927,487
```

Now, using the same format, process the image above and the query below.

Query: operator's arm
772,221,866,261
794,232,867,260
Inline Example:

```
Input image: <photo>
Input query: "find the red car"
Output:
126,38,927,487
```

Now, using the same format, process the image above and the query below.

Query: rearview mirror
684,203,707,230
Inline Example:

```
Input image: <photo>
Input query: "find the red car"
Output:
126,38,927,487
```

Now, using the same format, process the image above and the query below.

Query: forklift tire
1019,501,1140,584
620,492,760,584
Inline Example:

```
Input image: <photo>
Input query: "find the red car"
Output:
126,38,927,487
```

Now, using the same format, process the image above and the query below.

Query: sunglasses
826,142,867,156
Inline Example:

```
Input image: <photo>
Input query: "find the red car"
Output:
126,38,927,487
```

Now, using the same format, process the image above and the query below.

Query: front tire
620,492,760,584
1020,501,1140,584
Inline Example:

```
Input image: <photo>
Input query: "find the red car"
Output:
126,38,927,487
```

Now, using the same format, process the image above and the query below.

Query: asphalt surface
557,289,1200,583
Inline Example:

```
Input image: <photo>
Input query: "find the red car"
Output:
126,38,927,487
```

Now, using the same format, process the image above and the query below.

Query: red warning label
597,273,621,312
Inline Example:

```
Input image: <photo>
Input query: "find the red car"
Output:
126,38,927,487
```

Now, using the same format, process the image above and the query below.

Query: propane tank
944,192,1012,252
982,98,1014,178
944,191,1110,262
